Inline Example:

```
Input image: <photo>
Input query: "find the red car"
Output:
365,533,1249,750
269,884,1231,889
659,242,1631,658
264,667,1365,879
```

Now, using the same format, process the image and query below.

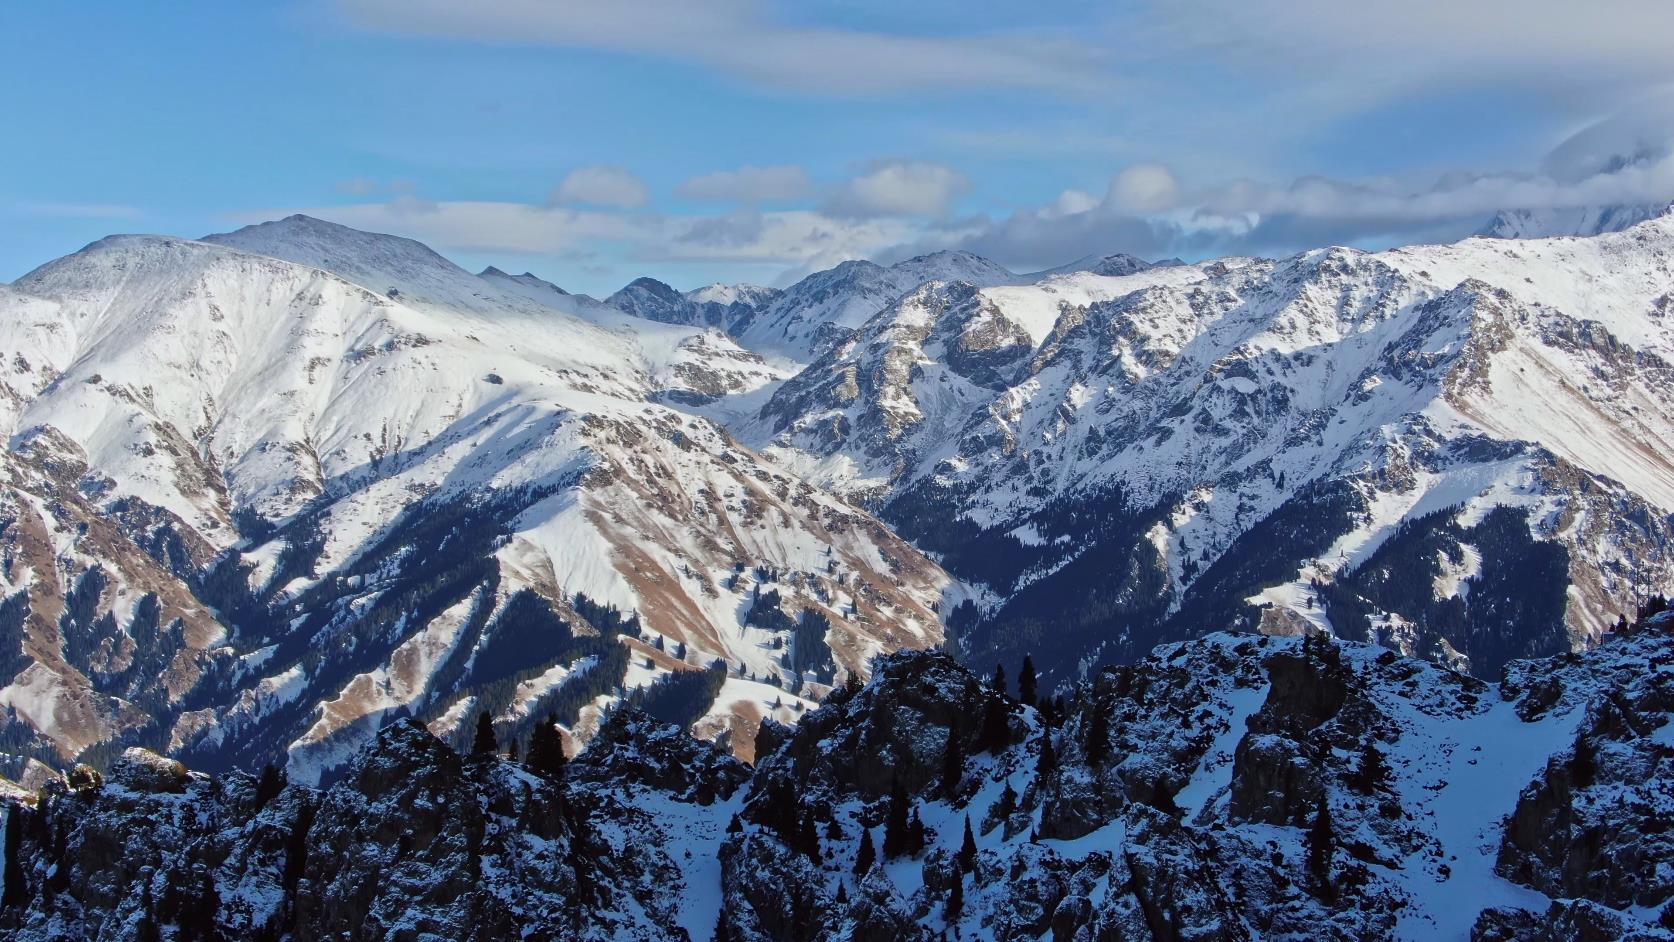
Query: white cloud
246,199,915,278
890,106,1674,270
333,0,1107,97
825,161,971,218
676,165,811,204
1108,164,1179,214
550,166,650,209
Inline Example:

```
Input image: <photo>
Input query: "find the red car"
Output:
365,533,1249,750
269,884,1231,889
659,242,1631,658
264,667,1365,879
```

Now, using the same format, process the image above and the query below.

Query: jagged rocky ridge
736,209,1674,686
6,616,1674,941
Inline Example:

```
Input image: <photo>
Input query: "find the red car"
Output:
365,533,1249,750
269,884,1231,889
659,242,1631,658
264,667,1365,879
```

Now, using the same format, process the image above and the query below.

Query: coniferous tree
1307,796,1335,898
907,807,926,856
527,715,567,779
990,663,1007,696
854,828,876,875
946,869,964,919
1571,735,1598,788
1036,731,1057,777
835,881,849,906
1085,700,1111,766
957,816,978,872
1018,655,1037,706
797,808,822,860
825,815,844,841
254,762,285,809
506,738,520,762
472,711,498,756
996,781,1018,820
940,726,964,800
980,695,1011,755
883,779,910,858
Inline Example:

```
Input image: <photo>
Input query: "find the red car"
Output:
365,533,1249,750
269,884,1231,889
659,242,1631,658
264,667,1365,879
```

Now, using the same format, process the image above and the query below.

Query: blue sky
5,1,1673,294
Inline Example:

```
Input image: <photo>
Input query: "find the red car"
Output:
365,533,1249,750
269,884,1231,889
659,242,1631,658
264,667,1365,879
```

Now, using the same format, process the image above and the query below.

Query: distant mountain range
0,203,1672,787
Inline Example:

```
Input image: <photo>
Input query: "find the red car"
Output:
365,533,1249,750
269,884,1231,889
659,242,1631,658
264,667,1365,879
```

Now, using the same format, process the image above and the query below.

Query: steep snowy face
606,277,692,324
739,211,1674,681
735,251,1017,361
0,219,947,779
603,277,782,337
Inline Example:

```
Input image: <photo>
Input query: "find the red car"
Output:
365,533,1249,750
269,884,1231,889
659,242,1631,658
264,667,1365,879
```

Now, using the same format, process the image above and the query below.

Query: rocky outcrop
7,624,1674,941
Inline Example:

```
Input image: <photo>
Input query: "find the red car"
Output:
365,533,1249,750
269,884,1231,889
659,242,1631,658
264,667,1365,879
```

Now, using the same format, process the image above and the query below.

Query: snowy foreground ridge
4,622,1674,941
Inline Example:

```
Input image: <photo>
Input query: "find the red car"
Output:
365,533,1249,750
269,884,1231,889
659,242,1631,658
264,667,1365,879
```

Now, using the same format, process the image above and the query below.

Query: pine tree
526,715,567,779
1085,699,1111,766
1018,655,1037,707
907,807,926,856
254,762,285,809
883,779,910,858
1571,735,1598,788
826,815,844,840
940,726,964,800
1306,795,1335,898
472,711,497,756
854,828,876,875
835,882,849,906
980,694,1011,755
996,781,1017,820
991,663,1007,696
798,808,822,860
1036,731,1057,777
956,816,977,872
946,868,964,920
506,737,520,762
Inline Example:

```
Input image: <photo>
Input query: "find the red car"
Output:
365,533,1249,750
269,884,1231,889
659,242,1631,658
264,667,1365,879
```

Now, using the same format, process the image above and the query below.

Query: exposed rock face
5,589,1674,942
1,717,729,941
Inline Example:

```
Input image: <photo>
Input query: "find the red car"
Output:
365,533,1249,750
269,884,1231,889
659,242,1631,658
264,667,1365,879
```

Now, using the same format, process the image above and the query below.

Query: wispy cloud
549,166,650,209
901,103,1674,269
332,0,1108,96
676,165,811,204
13,201,142,220
824,161,971,219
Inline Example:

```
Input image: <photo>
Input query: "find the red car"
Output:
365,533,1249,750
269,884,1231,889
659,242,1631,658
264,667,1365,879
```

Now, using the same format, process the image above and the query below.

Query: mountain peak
1474,203,1667,240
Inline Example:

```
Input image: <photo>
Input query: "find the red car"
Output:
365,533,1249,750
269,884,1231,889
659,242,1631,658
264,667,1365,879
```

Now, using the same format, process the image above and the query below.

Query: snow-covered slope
1476,203,1669,239
736,210,1674,682
0,217,948,778
731,251,1017,362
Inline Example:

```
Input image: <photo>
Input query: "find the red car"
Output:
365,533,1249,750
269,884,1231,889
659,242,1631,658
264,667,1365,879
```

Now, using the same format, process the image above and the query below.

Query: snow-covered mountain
722,251,1018,362
0,216,949,781
8,617,1674,940
738,210,1674,684
605,277,783,338
1476,203,1669,239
